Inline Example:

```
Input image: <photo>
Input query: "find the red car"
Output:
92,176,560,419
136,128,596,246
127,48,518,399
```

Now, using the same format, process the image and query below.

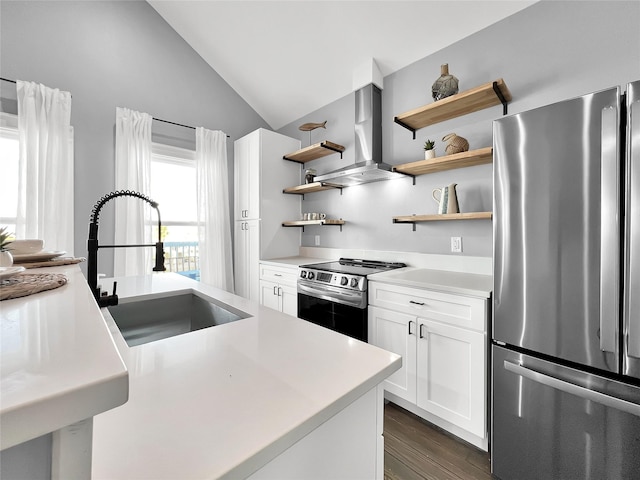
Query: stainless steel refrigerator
492,81,640,479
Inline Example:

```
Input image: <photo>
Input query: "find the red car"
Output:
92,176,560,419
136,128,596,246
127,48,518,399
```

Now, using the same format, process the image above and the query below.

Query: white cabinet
368,305,416,401
235,220,259,299
415,319,485,437
368,281,489,446
233,129,301,300
259,263,298,317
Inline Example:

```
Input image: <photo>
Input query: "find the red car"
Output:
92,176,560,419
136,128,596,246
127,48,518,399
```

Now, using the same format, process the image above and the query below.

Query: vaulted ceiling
148,1,536,130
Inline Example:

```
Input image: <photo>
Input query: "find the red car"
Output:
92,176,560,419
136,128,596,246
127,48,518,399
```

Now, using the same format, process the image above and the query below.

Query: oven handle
297,282,365,308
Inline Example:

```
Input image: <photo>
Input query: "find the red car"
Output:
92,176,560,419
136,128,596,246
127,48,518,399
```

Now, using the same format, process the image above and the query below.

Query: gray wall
0,0,269,276
278,0,640,258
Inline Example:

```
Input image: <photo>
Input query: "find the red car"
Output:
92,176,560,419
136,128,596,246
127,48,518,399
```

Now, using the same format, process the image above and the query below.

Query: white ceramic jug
432,183,459,214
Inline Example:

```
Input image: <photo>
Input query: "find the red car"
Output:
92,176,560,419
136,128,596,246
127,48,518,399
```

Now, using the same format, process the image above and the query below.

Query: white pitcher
432,183,459,214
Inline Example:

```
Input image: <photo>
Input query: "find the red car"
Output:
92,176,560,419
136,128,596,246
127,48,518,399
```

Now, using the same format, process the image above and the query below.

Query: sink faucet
87,190,166,307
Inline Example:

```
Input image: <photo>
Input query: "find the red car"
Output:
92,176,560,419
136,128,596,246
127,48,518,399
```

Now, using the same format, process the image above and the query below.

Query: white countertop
369,267,493,298
259,255,328,267
0,265,128,450
93,272,401,479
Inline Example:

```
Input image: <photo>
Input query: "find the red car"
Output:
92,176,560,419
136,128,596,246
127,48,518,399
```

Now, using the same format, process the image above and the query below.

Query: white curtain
196,127,234,291
114,107,153,277
16,81,74,254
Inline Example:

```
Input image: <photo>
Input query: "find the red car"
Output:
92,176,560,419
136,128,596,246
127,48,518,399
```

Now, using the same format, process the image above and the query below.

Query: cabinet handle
408,320,415,335
419,323,425,339
274,273,282,277
278,287,283,297
273,286,278,296
409,300,426,306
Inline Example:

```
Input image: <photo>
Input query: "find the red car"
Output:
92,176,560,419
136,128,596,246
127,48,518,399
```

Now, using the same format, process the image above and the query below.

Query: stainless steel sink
108,294,250,347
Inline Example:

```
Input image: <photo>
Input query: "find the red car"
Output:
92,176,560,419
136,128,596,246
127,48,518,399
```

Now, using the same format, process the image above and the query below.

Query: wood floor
384,402,493,480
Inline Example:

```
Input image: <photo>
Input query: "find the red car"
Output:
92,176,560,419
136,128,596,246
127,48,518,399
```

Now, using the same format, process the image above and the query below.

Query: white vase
0,251,13,267
424,149,436,160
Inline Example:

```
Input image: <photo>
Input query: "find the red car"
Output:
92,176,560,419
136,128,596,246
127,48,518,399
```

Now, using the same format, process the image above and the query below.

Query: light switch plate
451,237,462,253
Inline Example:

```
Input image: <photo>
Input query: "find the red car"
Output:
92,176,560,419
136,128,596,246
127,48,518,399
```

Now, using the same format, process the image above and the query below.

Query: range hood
314,84,407,187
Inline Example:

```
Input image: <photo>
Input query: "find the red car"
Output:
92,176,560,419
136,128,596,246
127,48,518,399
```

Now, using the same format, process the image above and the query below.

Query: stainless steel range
297,258,406,341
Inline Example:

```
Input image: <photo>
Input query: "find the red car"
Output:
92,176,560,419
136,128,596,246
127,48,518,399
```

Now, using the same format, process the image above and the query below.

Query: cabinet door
416,319,485,438
234,221,249,297
260,279,280,311
245,220,260,302
233,132,260,221
368,306,417,403
280,283,298,317
234,220,260,301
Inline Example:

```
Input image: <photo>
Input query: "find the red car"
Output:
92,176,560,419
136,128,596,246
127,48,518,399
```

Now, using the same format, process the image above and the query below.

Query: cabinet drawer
259,263,298,286
369,281,487,332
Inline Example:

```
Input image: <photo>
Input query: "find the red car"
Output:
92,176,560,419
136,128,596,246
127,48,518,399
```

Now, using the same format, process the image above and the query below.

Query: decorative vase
0,251,13,267
443,133,469,155
305,168,316,184
431,64,459,101
424,149,436,160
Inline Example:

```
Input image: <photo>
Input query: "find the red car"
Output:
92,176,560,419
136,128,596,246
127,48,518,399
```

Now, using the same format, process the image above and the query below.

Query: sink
107,293,250,347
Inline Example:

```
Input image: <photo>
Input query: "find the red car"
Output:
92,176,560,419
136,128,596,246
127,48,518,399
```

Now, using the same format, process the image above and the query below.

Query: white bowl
10,239,44,255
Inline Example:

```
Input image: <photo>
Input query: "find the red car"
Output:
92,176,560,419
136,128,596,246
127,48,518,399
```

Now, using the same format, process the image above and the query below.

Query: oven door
297,281,368,342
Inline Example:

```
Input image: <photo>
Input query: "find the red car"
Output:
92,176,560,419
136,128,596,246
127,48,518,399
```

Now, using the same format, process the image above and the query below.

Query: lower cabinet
259,280,297,317
368,281,489,446
259,263,298,317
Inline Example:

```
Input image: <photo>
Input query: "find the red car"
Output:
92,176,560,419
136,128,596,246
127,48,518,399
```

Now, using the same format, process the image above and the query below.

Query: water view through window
151,144,199,280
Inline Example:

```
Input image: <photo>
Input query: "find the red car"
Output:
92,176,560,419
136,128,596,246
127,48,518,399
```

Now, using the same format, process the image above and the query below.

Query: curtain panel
16,81,74,254
195,128,234,292
114,107,153,277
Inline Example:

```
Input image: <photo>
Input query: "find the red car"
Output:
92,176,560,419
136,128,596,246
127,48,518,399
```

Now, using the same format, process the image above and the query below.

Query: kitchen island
94,272,401,479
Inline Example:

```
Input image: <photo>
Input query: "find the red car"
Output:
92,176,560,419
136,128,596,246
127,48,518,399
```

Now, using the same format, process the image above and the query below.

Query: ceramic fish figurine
298,121,327,131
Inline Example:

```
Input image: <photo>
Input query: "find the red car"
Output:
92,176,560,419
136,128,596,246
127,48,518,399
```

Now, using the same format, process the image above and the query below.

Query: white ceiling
148,1,536,130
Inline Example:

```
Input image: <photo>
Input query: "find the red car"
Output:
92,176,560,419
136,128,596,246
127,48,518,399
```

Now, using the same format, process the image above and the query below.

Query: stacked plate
10,239,66,264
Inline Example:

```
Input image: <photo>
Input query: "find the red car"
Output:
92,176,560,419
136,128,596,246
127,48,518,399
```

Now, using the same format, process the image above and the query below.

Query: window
150,143,200,280
0,113,19,233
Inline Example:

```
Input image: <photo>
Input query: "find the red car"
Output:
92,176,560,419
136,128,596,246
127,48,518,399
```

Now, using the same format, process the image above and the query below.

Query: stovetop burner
302,258,406,276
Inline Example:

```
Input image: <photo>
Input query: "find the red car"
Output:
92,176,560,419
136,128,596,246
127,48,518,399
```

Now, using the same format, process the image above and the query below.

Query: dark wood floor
384,402,493,480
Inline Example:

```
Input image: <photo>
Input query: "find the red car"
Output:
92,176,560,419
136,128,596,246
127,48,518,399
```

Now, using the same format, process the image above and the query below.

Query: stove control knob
350,278,359,288
307,271,315,280
340,276,348,286
300,271,307,279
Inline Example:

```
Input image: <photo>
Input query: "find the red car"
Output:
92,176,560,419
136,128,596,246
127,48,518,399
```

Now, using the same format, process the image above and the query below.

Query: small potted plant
0,226,14,267
424,139,436,160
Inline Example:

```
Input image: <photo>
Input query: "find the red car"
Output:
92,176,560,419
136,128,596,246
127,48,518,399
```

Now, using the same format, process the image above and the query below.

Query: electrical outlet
315,235,320,246
451,236,462,253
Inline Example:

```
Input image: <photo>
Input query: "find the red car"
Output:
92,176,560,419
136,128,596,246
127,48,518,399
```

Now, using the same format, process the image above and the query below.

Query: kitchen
1,1,639,479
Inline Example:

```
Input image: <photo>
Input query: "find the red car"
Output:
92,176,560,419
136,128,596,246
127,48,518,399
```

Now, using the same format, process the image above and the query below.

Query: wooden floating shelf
282,219,345,232
394,79,512,137
394,147,493,176
283,141,346,163
393,212,493,225
283,182,340,195
282,219,345,227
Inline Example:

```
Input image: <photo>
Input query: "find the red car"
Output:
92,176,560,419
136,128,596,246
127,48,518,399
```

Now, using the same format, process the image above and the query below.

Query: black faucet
87,190,166,308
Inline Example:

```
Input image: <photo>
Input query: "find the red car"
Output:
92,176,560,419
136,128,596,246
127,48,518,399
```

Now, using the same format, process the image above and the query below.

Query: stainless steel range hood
314,84,407,187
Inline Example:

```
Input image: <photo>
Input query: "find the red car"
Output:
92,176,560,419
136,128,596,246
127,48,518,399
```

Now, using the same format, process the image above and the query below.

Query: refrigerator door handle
628,96,640,359
504,360,640,416
600,105,619,354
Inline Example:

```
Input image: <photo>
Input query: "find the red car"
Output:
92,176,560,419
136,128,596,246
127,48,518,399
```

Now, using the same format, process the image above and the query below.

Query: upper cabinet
394,79,512,139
